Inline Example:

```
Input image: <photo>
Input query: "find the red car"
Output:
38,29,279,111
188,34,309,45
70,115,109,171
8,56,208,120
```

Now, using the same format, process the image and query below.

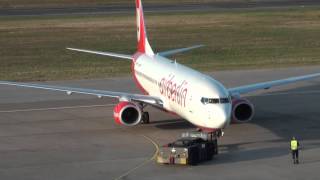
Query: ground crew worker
290,136,300,164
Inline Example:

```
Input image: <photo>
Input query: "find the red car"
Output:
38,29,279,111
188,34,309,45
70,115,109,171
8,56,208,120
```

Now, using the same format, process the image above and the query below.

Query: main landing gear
139,103,150,124
141,112,150,124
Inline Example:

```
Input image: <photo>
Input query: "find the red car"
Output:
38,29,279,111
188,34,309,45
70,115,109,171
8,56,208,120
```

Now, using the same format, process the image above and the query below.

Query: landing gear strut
141,112,150,124
139,103,150,124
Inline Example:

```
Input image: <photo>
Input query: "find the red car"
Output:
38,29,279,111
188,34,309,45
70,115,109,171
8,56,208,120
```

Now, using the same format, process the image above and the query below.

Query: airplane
1,0,320,133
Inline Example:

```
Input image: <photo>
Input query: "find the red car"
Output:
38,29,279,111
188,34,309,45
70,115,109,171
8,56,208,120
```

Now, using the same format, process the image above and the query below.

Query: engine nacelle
231,98,254,123
113,102,142,126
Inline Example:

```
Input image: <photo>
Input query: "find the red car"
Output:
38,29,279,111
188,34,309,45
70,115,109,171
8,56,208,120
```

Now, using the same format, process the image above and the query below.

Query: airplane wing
67,48,132,60
67,45,204,59
157,45,204,57
228,72,320,96
0,81,163,106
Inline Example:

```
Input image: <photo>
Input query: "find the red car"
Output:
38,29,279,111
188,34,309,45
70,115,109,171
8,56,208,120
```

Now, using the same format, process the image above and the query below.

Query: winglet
136,0,154,56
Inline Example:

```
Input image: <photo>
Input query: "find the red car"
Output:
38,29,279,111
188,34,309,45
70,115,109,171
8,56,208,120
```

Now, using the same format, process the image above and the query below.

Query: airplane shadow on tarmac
250,83,320,141
214,83,320,164
152,119,195,130
206,141,320,165
209,143,288,165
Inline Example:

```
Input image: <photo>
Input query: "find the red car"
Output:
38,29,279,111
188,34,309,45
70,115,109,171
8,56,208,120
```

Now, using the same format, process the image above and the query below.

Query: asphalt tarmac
1,0,320,16
0,66,320,180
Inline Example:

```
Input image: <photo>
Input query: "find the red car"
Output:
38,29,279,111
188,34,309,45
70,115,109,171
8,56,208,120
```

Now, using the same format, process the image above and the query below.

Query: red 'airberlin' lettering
159,74,188,107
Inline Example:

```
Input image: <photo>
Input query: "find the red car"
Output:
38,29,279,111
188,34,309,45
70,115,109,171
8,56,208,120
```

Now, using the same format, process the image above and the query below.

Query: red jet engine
231,98,254,123
113,101,142,126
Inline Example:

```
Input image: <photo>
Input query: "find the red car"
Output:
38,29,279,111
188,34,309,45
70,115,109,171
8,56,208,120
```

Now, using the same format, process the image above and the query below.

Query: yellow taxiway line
114,135,159,180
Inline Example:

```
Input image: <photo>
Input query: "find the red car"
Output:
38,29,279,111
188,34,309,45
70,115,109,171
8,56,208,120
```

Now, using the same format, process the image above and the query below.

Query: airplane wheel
142,112,150,124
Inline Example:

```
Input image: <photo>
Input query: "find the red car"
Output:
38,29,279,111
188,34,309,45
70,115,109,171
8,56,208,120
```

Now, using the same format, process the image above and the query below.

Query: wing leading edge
158,45,204,57
228,72,320,96
67,48,132,60
67,44,204,59
0,81,163,106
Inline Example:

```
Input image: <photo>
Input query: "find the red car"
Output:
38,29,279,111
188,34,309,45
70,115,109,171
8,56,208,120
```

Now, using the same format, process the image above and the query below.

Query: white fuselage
133,54,232,130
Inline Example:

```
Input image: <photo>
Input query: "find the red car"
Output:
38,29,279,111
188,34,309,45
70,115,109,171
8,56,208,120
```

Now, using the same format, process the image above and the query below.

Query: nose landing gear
196,128,224,138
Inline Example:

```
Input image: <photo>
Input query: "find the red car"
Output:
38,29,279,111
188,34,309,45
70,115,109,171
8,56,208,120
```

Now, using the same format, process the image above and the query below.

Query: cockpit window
201,98,209,104
201,97,230,104
220,98,230,103
209,98,219,104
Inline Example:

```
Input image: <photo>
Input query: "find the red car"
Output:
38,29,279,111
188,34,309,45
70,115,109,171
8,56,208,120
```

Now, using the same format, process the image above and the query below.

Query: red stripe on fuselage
196,126,220,133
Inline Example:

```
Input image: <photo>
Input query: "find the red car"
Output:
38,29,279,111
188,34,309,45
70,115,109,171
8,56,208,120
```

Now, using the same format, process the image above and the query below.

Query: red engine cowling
113,102,142,126
232,98,254,123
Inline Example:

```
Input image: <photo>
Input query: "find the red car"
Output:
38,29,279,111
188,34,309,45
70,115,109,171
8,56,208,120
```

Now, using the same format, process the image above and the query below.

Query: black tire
142,112,150,124
188,147,199,166
213,139,218,155
206,143,214,160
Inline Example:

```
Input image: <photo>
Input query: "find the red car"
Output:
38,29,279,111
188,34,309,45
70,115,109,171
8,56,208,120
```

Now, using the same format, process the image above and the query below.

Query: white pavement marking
0,104,116,113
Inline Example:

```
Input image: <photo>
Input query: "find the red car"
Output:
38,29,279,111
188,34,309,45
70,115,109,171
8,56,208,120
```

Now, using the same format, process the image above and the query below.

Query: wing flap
229,72,320,95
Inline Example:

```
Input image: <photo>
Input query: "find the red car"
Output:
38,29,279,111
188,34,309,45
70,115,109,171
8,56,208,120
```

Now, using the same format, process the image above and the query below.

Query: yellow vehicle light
180,158,187,164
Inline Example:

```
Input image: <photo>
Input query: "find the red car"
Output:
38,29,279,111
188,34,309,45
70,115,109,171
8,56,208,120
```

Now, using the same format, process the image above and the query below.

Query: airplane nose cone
205,105,231,129
217,107,231,128
214,105,232,129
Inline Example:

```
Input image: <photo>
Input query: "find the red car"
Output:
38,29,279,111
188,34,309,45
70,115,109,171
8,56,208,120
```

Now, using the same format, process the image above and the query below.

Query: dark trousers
292,150,299,161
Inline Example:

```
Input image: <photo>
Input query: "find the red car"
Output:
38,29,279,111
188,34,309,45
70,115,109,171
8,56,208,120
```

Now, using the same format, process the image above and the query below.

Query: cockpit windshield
201,97,230,104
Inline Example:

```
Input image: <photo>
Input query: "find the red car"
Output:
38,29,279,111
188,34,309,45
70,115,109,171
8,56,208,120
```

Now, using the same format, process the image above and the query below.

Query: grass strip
0,7,320,81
